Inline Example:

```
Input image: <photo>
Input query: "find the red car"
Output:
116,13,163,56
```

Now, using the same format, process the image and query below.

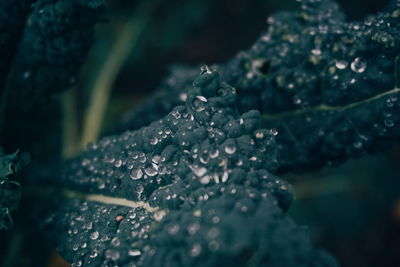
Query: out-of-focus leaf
4,0,107,109
0,0,34,90
0,149,29,230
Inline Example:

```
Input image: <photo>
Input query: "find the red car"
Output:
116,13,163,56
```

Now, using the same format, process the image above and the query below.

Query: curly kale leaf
43,69,336,266
0,0,34,89
0,149,29,230
4,0,107,108
119,0,400,173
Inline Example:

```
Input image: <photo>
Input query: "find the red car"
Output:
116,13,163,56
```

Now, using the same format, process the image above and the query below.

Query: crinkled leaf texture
44,70,338,267
3,0,107,108
0,149,28,230
119,0,400,173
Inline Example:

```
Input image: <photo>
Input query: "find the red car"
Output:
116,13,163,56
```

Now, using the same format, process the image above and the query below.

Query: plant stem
80,1,157,148
62,89,80,159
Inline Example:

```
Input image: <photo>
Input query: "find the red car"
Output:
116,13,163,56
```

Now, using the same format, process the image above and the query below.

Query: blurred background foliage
1,0,399,266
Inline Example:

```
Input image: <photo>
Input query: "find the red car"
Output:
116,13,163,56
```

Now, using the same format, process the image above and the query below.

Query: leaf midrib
262,87,400,120
63,189,159,212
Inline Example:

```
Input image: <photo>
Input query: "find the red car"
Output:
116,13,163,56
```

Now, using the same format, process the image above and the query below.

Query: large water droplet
130,169,143,180
90,231,99,240
144,165,157,176
351,57,367,73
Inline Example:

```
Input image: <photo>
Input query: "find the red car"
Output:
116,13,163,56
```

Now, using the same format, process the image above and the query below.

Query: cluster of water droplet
63,69,285,208
115,0,400,174
119,0,400,133
45,199,155,267
226,0,400,112
51,69,303,266
140,184,337,267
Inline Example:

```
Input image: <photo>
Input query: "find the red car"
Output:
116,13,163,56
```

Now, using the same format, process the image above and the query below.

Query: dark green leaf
118,0,400,173
44,70,336,266
0,149,28,230
4,0,107,109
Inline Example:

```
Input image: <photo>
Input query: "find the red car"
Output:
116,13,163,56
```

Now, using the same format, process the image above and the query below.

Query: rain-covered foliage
1,0,400,267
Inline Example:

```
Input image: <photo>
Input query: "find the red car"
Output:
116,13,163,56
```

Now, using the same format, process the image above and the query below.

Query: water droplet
221,171,229,183
111,237,120,247
144,165,157,176
89,250,98,258
210,149,219,158
353,141,363,149
136,184,144,193
200,65,212,74
130,169,143,180
179,93,187,102
193,210,201,217
384,119,394,127
154,210,166,221
189,165,208,177
114,159,122,168
105,249,120,261
293,97,302,105
335,60,348,69
150,138,158,145
224,144,236,154
188,223,200,235
23,71,31,79
128,249,142,257
190,243,202,257
208,241,220,251
199,154,209,164
255,132,264,139
85,222,93,230
212,216,220,224
351,57,367,73
168,224,180,235
90,231,99,240
196,95,208,102
200,175,211,184
311,49,321,56
115,215,124,222
158,165,167,175
171,110,181,119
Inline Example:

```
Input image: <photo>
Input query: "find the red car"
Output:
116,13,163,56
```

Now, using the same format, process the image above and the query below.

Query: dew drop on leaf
190,243,202,257
224,144,236,154
130,168,143,180
350,57,367,73
90,231,99,240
